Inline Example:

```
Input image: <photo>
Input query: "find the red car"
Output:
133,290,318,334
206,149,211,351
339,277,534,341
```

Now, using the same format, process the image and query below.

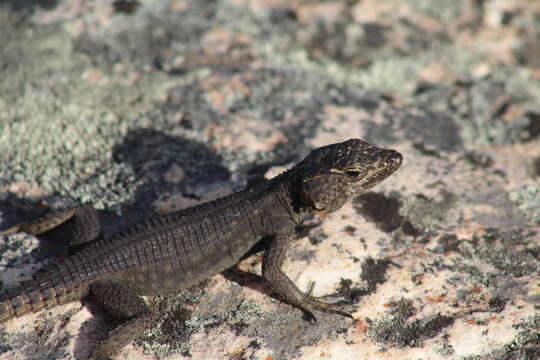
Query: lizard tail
0,276,90,322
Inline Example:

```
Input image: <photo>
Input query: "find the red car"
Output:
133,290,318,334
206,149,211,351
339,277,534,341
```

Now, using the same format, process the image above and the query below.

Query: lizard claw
302,282,354,320
306,281,316,297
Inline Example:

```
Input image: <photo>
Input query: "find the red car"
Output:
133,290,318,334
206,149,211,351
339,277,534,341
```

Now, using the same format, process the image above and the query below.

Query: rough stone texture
0,1,539,359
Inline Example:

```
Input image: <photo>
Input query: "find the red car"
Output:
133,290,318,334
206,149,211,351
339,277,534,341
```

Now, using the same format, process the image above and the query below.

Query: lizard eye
345,169,361,178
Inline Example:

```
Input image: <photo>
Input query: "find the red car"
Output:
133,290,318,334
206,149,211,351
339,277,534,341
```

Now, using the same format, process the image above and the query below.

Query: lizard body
0,139,402,359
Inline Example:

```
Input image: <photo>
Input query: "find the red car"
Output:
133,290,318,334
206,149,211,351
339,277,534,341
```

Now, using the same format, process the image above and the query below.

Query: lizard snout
386,151,402,169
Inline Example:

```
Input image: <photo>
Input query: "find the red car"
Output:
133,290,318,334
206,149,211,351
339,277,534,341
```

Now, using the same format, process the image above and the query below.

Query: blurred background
0,1,539,359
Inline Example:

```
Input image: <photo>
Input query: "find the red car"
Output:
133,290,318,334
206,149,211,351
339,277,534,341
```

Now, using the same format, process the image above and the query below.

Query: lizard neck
256,171,312,228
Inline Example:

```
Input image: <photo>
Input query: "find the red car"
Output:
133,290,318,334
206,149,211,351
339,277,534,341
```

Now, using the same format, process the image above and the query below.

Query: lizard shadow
109,128,232,230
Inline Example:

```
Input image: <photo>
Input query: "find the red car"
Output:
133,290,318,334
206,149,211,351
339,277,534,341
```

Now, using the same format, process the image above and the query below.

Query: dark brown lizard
0,139,402,359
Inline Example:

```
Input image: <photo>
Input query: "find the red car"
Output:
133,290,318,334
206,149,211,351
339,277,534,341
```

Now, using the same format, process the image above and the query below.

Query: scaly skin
0,139,402,359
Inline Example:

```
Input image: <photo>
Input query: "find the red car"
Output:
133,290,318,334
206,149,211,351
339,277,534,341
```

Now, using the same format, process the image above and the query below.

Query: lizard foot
301,281,354,321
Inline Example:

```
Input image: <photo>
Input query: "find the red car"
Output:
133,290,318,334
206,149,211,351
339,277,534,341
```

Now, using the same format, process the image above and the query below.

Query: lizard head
297,139,402,213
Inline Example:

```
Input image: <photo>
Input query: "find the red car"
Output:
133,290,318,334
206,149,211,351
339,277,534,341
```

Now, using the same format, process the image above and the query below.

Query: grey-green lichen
510,185,540,224
140,291,262,359
367,312,454,348
459,315,540,360
409,0,463,20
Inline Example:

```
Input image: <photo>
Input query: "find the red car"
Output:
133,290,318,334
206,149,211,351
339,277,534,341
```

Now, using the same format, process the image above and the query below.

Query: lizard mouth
358,150,402,189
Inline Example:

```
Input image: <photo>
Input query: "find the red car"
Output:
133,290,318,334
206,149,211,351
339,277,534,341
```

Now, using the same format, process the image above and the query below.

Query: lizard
0,138,402,359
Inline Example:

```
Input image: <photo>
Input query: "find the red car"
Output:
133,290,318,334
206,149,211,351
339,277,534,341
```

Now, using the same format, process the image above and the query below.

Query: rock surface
0,1,539,359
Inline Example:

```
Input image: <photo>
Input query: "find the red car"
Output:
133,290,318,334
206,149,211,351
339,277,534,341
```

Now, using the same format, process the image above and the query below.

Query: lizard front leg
262,233,353,321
